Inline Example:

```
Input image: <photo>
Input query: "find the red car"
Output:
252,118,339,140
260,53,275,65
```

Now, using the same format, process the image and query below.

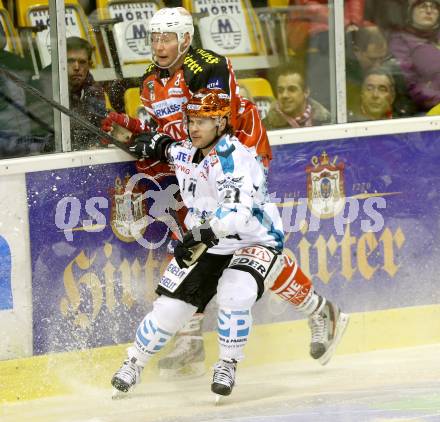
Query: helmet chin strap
152,40,190,70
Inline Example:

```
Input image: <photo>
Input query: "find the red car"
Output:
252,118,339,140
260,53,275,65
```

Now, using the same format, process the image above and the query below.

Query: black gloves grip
174,225,219,268
129,132,174,160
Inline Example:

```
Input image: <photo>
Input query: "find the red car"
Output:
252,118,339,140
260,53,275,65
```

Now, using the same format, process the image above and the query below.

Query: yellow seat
124,87,144,118
238,77,274,98
427,104,440,116
0,1,23,55
16,0,102,68
96,0,164,65
238,77,275,120
268,0,289,7
183,0,267,58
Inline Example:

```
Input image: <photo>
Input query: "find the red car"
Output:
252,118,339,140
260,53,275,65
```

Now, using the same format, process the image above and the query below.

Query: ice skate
308,299,349,366
211,359,237,402
158,315,206,379
111,357,143,398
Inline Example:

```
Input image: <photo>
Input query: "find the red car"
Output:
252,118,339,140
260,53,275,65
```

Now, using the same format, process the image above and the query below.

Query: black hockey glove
129,132,174,160
174,225,219,268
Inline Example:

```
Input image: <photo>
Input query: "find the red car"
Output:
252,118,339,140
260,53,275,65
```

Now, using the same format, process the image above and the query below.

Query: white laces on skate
212,360,236,387
309,312,328,344
114,359,141,386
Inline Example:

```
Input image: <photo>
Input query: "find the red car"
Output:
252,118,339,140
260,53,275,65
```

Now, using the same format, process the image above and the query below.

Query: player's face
188,116,224,153
151,32,179,68
67,49,90,91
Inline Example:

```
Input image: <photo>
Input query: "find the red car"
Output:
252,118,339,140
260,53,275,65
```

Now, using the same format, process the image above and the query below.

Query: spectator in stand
0,26,51,157
346,26,416,117
263,63,330,129
364,0,407,35
287,0,367,109
36,37,106,151
389,0,440,113
348,68,396,121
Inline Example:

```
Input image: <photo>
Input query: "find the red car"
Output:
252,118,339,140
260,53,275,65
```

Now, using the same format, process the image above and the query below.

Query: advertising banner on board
26,130,440,354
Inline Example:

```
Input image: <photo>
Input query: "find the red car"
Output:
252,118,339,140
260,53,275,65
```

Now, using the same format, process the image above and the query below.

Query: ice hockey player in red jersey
103,7,348,379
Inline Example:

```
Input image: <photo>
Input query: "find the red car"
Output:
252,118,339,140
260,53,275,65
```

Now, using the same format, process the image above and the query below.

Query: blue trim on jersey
215,138,236,174
252,207,284,250
215,207,237,219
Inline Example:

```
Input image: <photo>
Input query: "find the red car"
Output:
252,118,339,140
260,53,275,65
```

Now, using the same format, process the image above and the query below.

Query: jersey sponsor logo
195,48,221,64
152,98,186,118
277,282,310,306
168,87,184,96
207,78,223,89
216,176,244,191
183,54,203,74
211,17,242,50
163,120,186,141
175,151,189,162
229,246,276,277
175,163,191,174
235,246,273,262
159,258,194,293
306,151,346,219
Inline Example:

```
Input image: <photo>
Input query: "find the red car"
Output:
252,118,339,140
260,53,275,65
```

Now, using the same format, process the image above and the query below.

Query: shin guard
217,308,252,362
270,254,319,315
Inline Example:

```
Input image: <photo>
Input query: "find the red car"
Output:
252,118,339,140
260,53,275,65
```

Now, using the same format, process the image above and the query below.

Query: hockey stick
0,67,208,266
0,66,134,156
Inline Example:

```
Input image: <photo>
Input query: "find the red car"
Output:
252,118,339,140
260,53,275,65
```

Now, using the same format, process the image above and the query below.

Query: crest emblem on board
306,151,345,219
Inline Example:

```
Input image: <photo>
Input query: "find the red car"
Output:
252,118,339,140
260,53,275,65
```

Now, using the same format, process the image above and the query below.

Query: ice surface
2,344,440,422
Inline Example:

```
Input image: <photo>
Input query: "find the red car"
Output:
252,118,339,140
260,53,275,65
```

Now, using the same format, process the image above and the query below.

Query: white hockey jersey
167,134,284,255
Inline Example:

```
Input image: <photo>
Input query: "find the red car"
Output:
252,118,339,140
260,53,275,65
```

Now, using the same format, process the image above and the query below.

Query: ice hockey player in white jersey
111,88,285,398
111,88,348,399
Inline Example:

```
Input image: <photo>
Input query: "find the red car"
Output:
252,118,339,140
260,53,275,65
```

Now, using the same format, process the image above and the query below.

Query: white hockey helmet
149,7,194,43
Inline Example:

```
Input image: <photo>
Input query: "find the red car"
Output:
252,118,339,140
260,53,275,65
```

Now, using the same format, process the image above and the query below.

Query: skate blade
319,312,349,366
159,361,206,380
112,387,129,400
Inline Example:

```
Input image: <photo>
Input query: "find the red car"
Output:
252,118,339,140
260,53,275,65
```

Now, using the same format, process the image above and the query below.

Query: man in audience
346,26,415,117
36,36,106,151
0,25,50,157
348,68,396,121
263,63,330,130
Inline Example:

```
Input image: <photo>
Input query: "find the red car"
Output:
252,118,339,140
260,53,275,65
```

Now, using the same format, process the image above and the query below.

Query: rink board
1,303,440,403
1,129,440,400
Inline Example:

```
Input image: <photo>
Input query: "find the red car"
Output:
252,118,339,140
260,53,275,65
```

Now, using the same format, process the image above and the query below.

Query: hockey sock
270,254,322,316
130,312,173,366
217,308,252,362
